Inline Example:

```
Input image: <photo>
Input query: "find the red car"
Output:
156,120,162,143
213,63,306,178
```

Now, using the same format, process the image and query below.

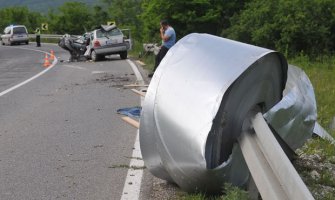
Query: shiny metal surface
140,33,288,192
313,122,335,145
264,65,317,150
239,113,314,200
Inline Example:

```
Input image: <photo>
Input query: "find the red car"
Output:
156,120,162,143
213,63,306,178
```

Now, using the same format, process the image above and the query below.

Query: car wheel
120,51,127,59
26,41,29,45
91,50,98,61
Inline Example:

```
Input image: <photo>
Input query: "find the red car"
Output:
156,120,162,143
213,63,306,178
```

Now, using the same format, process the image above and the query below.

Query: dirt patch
294,143,335,200
94,73,135,87
95,74,130,82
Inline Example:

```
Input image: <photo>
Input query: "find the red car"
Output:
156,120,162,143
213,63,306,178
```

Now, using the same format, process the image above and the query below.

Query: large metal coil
140,33,316,193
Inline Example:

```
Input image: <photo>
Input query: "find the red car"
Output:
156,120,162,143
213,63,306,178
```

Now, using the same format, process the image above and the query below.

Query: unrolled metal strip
264,65,317,150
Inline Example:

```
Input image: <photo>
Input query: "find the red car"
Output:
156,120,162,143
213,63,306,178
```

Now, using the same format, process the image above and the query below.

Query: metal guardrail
28,30,132,50
28,29,131,40
239,113,314,200
28,34,63,39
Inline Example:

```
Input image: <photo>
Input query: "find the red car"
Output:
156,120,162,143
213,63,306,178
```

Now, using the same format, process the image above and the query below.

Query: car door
13,26,28,41
107,28,123,45
97,28,123,48
96,29,109,48
2,27,11,44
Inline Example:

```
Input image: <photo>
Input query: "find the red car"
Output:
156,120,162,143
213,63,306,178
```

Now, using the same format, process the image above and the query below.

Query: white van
1,25,29,45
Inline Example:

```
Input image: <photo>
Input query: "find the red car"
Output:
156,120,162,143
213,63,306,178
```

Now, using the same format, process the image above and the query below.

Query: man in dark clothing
35,28,41,47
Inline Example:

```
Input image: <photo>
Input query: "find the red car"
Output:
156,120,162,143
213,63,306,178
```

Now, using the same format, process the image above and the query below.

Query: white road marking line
92,71,108,74
120,131,144,200
127,59,144,85
0,47,57,97
121,59,145,200
62,64,87,70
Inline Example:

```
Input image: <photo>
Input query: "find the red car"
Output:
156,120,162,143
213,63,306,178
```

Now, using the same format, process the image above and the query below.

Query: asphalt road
0,43,142,199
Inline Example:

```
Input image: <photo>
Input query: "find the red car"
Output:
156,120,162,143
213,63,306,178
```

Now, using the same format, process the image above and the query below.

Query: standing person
148,20,176,77
35,27,41,47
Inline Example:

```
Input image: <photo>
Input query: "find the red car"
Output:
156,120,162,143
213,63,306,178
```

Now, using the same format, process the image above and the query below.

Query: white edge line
121,59,145,200
120,131,144,200
127,59,144,84
63,64,87,70
0,46,58,97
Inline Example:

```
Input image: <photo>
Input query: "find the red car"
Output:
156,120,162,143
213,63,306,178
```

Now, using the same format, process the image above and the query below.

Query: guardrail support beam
239,112,314,200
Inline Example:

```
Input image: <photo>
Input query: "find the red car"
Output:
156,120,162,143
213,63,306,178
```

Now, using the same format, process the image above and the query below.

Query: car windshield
13,27,27,34
96,28,122,38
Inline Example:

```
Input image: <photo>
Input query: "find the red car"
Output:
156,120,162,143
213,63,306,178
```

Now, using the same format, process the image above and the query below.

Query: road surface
0,43,144,200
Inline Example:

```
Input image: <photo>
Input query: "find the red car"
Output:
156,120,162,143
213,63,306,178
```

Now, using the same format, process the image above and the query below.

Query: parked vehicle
1,25,29,45
88,25,130,61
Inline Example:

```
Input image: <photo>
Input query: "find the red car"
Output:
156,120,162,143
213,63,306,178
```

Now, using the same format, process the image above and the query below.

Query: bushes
224,0,335,57
1,0,334,58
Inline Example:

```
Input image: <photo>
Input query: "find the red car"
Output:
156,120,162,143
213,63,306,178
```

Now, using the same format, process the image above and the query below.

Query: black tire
91,50,98,61
25,41,29,45
120,51,127,59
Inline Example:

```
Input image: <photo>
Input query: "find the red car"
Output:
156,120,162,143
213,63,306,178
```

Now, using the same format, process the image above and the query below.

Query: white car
88,25,130,61
1,25,29,45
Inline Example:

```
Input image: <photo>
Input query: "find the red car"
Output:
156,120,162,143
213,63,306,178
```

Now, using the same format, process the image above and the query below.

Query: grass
290,54,335,200
290,55,335,134
128,41,156,72
178,184,248,200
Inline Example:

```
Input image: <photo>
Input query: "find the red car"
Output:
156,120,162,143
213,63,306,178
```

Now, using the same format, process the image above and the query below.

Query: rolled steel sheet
264,65,317,150
140,33,288,193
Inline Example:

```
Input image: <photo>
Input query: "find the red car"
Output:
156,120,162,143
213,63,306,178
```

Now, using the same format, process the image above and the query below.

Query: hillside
0,0,98,13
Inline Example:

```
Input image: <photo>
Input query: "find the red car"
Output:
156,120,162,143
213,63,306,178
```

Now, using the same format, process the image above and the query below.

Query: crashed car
88,25,130,61
58,25,130,61
58,33,90,62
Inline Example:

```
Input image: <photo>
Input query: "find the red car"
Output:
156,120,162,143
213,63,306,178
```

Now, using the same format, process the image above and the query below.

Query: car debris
58,33,89,62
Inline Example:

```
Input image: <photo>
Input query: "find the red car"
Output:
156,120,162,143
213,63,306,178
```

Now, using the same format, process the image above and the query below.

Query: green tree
140,0,247,42
101,0,142,40
27,12,44,33
0,7,43,33
54,2,92,34
47,9,58,34
224,0,335,56
91,5,110,29
0,7,29,30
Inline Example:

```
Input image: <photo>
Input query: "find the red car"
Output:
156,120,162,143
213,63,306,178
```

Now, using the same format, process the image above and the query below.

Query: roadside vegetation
1,0,334,57
291,55,335,200
1,0,334,199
